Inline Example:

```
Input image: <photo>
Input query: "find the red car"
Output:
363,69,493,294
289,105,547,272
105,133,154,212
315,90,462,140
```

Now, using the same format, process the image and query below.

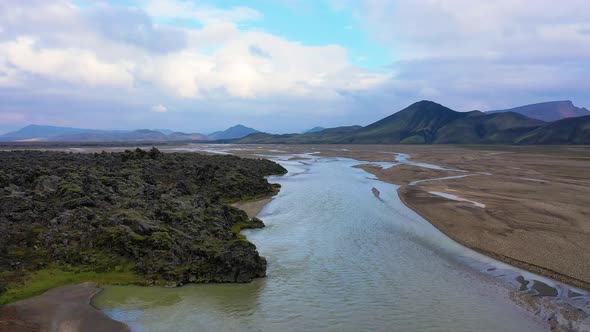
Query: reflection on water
96,156,550,331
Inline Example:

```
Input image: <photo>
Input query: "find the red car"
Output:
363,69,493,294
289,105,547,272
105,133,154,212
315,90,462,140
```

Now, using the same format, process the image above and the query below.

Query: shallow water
95,156,549,331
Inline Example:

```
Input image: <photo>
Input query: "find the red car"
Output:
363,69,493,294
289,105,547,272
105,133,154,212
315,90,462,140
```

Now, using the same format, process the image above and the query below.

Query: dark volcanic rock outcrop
0,148,287,294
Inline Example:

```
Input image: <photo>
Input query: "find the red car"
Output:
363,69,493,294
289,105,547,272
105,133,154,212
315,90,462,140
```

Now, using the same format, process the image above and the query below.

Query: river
95,154,553,331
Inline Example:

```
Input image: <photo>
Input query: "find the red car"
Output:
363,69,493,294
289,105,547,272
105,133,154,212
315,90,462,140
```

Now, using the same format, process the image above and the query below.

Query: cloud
144,0,263,24
0,36,134,88
150,104,168,113
0,0,387,101
355,0,590,110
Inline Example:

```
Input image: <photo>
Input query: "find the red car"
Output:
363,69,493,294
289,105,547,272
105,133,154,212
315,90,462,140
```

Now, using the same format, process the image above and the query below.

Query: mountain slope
488,101,589,122
435,112,545,144
236,126,362,144
209,125,259,140
303,127,325,133
347,101,469,144
516,115,590,144
234,100,582,145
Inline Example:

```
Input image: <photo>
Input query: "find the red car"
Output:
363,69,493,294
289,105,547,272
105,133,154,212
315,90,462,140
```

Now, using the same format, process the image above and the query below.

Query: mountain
234,100,587,145
237,126,363,144
0,125,209,142
4,101,587,145
0,125,122,141
48,130,209,142
303,127,325,133
346,101,470,144
154,129,175,135
488,101,590,122
434,112,545,144
516,115,590,145
209,125,259,140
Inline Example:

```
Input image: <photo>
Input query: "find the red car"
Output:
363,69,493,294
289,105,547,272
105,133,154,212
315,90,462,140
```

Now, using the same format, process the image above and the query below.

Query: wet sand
355,163,462,185
346,146,590,291
4,143,590,324
201,144,590,290
0,283,129,332
232,197,274,219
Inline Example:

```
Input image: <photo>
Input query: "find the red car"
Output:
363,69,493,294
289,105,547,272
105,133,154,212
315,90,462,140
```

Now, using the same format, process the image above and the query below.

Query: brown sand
354,164,462,186
232,197,274,219
347,146,590,290
199,144,590,290
0,283,129,332
5,143,590,290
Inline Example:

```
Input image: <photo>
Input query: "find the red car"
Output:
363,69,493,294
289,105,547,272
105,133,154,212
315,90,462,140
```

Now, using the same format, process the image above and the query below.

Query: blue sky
1,0,589,134
140,0,392,69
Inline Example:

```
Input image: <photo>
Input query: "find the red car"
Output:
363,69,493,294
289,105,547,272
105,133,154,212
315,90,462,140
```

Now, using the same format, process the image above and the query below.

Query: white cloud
355,0,590,110
144,0,262,24
150,104,168,113
0,0,387,104
0,36,134,88
360,0,590,61
139,30,388,99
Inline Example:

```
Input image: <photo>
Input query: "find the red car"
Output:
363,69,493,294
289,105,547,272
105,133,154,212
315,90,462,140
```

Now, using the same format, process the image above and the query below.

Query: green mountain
234,100,588,145
346,101,470,144
516,115,590,144
435,112,545,144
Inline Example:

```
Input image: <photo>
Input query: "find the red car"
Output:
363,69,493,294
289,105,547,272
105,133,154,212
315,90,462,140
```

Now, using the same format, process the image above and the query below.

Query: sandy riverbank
4,143,590,305
347,146,590,291
201,144,590,290
0,283,129,332
232,197,274,219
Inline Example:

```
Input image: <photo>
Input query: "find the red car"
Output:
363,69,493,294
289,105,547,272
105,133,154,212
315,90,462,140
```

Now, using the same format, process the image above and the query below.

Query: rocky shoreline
0,149,287,305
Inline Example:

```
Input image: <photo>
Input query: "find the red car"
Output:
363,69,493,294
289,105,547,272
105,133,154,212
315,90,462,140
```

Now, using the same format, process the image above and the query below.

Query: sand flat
221,144,590,289
0,283,129,332
232,197,274,219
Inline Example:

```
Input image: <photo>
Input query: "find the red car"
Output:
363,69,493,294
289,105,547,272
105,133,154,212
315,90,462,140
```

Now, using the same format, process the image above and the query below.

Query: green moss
400,135,426,144
231,218,264,240
0,263,144,305
231,221,249,239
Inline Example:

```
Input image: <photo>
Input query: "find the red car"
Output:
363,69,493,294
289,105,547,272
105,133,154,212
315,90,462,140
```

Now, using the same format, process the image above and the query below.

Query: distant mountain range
235,100,590,145
488,101,589,122
0,124,259,142
303,127,325,133
2,101,588,144
208,125,259,140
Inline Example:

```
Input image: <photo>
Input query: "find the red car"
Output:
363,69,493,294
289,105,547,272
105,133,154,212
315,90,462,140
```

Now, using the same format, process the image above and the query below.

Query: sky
0,0,589,134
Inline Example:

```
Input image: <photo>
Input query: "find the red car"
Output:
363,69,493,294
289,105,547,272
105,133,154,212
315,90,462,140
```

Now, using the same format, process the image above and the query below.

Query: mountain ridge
488,101,589,122
2,101,587,144
208,125,259,140
234,100,587,145
0,124,259,142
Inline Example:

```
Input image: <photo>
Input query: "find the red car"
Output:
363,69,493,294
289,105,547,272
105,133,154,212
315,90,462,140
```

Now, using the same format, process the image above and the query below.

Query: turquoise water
95,156,546,331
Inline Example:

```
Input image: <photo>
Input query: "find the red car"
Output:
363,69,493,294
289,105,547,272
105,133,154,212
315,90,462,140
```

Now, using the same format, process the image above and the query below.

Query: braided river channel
95,153,589,331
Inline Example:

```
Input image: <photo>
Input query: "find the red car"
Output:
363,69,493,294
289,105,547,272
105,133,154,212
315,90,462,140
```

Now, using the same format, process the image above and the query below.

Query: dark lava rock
0,149,286,288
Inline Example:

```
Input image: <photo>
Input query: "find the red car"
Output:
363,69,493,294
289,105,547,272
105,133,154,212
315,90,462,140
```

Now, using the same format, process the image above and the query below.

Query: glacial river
95,154,557,331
